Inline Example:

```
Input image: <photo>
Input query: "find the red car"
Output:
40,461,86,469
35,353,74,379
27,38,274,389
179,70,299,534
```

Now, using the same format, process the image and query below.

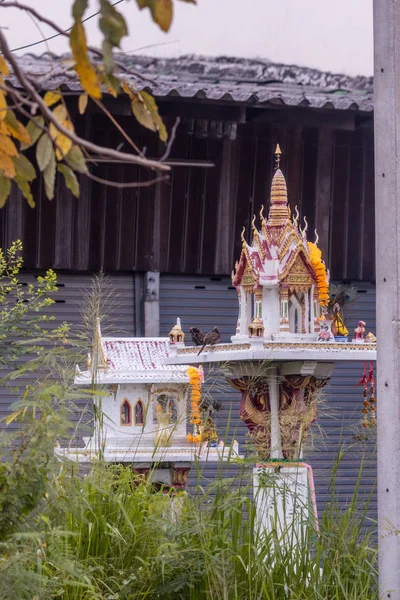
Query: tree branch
86,171,169,188
0,30,170,172
0,1,155,83
160,117,180,161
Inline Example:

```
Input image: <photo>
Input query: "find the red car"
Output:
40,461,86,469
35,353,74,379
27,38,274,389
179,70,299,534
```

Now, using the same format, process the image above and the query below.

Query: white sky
2,0,373,76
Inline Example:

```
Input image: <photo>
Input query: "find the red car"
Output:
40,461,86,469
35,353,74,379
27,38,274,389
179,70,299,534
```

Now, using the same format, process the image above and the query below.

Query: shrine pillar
262,285,280,338
279,287,290,332
268,366,282,458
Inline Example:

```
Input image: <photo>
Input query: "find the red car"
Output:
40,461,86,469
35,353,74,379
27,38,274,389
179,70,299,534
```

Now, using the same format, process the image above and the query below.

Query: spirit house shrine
232,145,328,342
166,145,376,531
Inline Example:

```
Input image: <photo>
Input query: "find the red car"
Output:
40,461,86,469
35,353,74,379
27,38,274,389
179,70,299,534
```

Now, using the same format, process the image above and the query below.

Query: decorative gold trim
176,341,376,355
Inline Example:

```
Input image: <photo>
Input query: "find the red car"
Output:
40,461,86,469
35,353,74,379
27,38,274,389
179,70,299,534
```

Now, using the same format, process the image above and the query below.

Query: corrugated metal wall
0,273,136,433
159,275,377,516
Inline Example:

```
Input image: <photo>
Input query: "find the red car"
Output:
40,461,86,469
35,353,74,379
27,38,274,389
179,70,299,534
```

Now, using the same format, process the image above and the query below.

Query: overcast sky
2,0,373,76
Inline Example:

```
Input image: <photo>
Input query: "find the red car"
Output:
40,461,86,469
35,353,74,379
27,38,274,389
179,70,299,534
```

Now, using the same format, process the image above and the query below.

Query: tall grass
1,451,377,600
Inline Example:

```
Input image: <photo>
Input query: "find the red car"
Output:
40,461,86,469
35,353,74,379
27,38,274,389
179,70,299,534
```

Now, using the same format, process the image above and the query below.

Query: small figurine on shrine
317,317,334,342
353,320,366,343
332,302,348,339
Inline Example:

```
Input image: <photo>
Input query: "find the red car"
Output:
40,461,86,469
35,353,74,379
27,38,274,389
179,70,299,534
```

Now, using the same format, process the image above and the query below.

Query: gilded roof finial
251,214,257,235
293,205,300,228
259,204,265,221
275,144,282,170
241,226,246,247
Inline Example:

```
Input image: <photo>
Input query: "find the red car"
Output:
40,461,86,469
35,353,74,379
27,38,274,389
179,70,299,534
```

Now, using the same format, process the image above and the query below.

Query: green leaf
36,134,53,172
136,0,173,32
72,0,89,20
20,117,44,150
99,0,128,47
58,164,79,198
102,39,114,75
128,87,168,142
65,145,88,174
43,151,56,200
13,154,36,182
0,172,11,208
15,176,35,208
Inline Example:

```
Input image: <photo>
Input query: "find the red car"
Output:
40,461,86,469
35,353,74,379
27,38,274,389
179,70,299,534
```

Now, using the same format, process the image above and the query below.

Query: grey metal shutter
0,272,136,432
160,275,377,517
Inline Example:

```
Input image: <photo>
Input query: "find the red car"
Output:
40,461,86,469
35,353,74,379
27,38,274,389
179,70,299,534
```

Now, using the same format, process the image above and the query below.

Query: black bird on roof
190,327,205,346
197,327,220,356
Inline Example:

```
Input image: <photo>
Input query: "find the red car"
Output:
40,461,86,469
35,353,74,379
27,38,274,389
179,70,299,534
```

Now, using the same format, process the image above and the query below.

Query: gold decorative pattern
177,342,376,355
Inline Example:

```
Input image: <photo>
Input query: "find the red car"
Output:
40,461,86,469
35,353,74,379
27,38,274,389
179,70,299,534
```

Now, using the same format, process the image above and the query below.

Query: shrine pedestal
253,462,318,543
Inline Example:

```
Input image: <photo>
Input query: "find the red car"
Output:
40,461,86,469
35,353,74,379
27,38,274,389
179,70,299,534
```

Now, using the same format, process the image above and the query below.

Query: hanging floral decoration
187,366,202,443
307,241,330,307
356,362,376,428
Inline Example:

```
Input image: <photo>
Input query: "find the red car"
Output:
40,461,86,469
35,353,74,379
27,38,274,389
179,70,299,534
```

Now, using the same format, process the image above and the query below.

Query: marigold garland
307,241,330,307
187,366,202,443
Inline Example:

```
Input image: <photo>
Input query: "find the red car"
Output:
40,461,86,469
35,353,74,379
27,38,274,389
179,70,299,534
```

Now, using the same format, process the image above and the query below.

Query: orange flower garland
187,366,202,443
307,242,330,307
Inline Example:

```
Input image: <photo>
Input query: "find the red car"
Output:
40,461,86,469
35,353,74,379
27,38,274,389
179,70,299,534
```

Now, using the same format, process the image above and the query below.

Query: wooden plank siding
0,110,375,281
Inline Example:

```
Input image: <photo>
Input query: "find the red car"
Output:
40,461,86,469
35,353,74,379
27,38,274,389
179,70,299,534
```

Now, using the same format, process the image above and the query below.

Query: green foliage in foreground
0,243,378,599
0,459,378,600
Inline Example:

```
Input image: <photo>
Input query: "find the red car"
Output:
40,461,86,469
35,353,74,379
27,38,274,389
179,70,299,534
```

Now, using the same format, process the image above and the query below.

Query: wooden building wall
0,108,375,281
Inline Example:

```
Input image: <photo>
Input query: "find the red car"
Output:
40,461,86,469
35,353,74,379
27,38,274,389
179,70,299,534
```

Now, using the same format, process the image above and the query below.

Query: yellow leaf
49,105,68,140
0,134,17,156
44,91,62,107
0,56,9,77
0,90,7,121
55,120,73,160
78,93,88,114
70,22,102,99
0,149,16,178
0,172,11,208
5,111,31,145
136,0,173,32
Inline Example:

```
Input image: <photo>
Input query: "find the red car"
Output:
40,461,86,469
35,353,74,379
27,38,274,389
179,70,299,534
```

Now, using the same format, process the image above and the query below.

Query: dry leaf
55,120,74,160
44,91,62,107
5,111,31,145
78,93,88,114
136,0,173,32
0,149,16,178
70,22,102,99
0,172,11,207
0,91,7,122
0,134,17,157
0,57,9,77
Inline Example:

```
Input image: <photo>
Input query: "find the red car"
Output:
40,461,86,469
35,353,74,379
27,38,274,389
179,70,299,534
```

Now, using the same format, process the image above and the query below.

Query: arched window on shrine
289,294,303,334
134,399,145,426
155,394,178,423
120,399,132,426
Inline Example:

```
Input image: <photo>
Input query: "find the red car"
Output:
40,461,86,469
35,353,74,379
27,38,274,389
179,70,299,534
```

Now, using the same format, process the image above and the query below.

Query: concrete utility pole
374,1,400,597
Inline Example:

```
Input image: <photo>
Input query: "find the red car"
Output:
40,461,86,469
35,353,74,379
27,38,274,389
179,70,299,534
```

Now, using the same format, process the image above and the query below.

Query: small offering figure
353,320,366,342
332,302,348,337
317,318,334,342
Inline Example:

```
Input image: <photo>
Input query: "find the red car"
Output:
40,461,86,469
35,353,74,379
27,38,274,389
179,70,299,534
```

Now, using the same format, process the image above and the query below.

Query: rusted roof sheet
12,54,373,112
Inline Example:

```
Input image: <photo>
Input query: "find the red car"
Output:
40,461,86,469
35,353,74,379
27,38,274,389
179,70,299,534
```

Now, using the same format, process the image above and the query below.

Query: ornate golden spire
268,144,290,225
